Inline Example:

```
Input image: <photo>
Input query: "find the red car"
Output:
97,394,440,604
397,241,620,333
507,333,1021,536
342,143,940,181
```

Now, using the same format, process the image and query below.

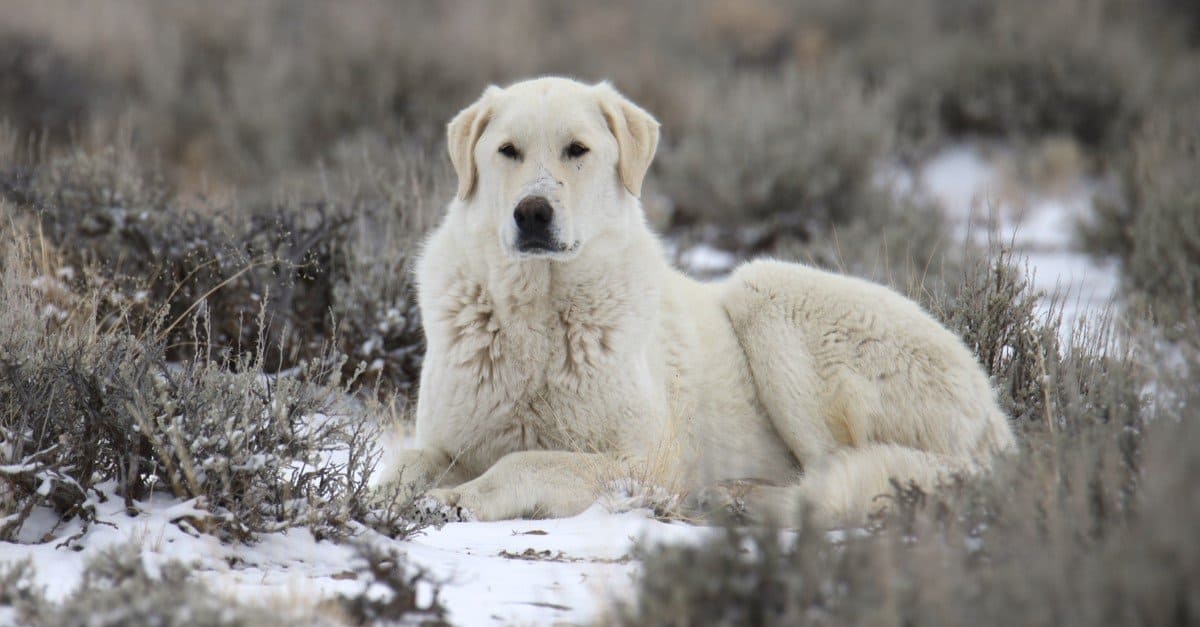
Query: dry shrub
928,248,1145,444
925,247,1061,423
332,541,449,626
0,0,446,184
895,29,1146,159
316,138,450,397
0,28,94,142
753,0,1169,167
0,131,443,398
0,0,1182,264
0,0,713,189
4,136,347,369
657,70,890,226
0,221,381,543
611,251,1190,627
789,192,952,293
1080,99,1200,342
0,0,1185,193
615,414,1195,626
872,0,1150,160
654,66,942,290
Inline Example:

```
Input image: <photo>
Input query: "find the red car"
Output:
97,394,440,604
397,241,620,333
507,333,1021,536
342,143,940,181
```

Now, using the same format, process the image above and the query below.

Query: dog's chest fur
420,254,660,471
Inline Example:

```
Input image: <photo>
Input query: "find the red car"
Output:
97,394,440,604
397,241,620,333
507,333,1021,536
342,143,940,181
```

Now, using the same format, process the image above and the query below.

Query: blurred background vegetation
0,1,1197,624
0,0,1196,379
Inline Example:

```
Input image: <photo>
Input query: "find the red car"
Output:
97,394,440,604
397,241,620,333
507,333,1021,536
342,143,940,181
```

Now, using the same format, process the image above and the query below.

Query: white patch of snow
394,505,712,625
680,244,738,275
921,146,998,219
915,143,1120,331
0,483,714,625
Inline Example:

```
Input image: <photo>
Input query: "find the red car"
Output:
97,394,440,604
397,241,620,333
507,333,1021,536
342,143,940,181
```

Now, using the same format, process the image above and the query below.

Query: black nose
513,196,553,236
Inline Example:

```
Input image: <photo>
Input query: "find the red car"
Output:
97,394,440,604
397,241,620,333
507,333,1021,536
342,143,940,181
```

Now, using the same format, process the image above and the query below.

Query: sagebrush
0,220,384,542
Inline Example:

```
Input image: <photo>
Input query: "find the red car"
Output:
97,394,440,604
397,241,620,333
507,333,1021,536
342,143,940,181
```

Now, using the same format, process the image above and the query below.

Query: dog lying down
376,76,1014,527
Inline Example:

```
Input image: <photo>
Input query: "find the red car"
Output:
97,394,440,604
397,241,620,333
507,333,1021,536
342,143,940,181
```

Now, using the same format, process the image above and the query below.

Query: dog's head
447,77,659,261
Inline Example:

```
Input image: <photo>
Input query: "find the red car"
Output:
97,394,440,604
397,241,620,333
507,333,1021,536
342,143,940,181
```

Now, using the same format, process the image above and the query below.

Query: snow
0,483,712,625
395,505,711,625
679,243,739,275
916,144,1120,330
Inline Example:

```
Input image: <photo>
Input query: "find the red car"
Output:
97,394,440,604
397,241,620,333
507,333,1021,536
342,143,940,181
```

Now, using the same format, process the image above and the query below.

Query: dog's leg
374,448,474,503
415,450,618,522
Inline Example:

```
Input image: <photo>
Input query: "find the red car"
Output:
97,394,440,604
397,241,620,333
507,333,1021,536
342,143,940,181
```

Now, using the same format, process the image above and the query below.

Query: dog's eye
498,143,520,159
565,142,589,159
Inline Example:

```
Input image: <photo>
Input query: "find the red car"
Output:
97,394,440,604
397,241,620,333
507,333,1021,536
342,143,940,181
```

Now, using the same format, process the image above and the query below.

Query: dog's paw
684,486,745,522
408,492,478,525
685,479,780,523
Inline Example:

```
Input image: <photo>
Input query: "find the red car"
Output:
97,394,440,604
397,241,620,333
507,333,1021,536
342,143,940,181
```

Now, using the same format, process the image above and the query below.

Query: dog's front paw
409,490,478,525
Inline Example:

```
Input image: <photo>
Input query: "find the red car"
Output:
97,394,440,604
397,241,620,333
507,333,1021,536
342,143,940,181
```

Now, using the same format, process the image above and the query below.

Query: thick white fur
378,77,1015,527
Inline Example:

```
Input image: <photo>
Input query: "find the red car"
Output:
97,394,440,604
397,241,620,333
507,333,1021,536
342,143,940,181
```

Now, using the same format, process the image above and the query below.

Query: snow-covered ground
914,144,1120,330
0,143,1123,626
0,483,711,625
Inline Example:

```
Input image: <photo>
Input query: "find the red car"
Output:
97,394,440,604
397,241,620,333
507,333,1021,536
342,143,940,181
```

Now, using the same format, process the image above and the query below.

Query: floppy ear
595,82,660,198
447,86,499,200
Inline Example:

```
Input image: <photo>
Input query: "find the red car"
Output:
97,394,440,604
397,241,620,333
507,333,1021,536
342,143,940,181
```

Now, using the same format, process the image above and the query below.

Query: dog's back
718,259,1015,522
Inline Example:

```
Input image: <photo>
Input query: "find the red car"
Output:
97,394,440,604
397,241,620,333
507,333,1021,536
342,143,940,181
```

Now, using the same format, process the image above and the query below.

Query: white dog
378,77,1015,526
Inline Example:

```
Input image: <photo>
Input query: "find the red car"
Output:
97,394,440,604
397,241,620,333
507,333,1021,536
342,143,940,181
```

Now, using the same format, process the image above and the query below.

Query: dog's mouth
515,237,580,257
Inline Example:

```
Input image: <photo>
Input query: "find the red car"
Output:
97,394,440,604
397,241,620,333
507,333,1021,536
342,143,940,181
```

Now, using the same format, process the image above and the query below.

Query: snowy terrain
914,144,1120,330
0,481,711,625
0,144,1121,626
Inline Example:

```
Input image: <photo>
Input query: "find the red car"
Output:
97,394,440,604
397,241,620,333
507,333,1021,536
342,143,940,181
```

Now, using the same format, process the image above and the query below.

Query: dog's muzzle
513,195,564,253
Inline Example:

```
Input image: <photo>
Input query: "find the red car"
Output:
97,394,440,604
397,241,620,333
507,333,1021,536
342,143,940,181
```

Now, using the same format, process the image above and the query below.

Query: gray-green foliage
893,9,1147,158
8,141,352,375
319,140,451,398
0,0,1183,224
0,130,441,398
0,230,380,542
927,248,1062,423
1080,103,1200,341
656,71,890,225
